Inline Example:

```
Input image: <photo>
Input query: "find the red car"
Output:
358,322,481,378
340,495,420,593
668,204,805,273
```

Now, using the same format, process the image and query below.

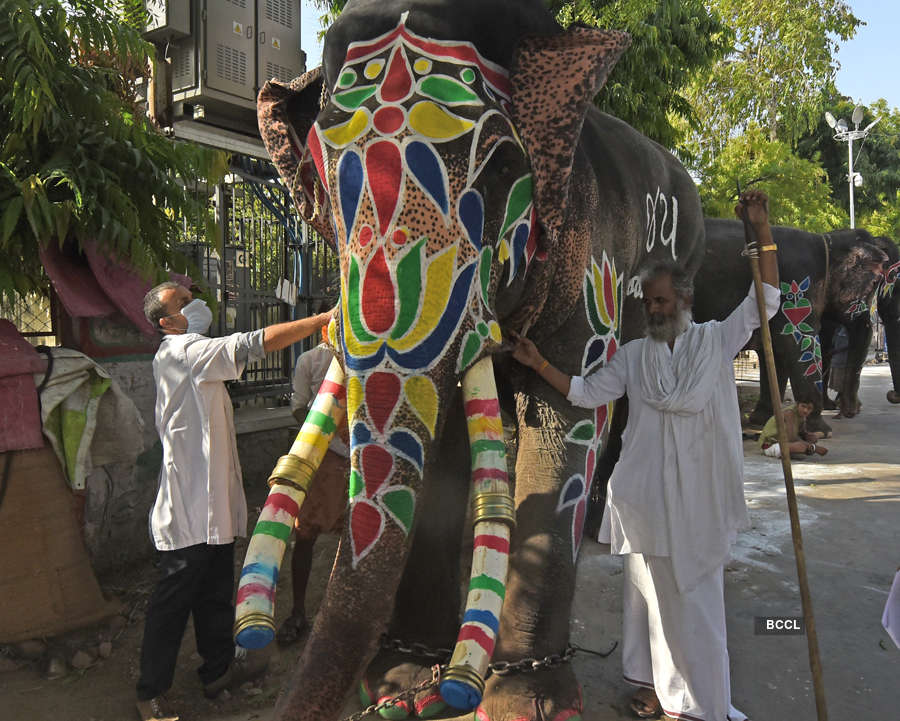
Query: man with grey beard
512,191,778,721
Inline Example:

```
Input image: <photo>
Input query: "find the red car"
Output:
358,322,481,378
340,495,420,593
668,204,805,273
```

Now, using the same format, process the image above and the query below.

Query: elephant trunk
234,358,347,648
272,356,512,721
883,310,900,401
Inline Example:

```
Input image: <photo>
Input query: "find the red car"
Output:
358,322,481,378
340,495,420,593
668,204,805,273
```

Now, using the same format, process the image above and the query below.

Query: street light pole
847,132,855,228
825,107,880,229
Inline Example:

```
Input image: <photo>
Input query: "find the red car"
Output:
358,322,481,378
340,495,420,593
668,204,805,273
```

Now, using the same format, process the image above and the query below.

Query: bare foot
630,686,661,718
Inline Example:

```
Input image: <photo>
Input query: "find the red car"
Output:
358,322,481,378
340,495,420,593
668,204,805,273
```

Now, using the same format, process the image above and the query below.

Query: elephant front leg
478,399,593,721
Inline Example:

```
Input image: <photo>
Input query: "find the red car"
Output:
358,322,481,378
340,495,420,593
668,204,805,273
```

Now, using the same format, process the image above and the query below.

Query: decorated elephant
233,1,707,720
692,218,889,432
824,235,900,408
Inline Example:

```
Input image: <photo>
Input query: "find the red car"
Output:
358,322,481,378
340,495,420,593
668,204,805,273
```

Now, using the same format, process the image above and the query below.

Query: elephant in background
692,218,889,432
827,235,900,407
250,1,705,719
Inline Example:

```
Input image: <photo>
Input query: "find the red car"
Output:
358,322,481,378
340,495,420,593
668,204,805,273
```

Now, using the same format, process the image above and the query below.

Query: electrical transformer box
147,1,305,137
144,0,191,41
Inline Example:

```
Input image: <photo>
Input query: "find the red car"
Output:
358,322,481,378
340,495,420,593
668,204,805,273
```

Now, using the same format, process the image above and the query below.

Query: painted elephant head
261,15,628,545
256,1,631,718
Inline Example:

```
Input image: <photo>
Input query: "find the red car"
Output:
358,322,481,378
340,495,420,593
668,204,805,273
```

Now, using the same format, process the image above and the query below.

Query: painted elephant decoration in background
692,219,890,432
249,1,705,720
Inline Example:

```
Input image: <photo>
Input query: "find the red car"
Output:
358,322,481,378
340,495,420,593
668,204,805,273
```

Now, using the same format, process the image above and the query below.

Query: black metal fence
0,292,55,347
178,157,339,406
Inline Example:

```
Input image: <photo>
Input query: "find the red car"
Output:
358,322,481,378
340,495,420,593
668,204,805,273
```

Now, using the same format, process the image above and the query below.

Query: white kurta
149,330,265,551
567,283,780,591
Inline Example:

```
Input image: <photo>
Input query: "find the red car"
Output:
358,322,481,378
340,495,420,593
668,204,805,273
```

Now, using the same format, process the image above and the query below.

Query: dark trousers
136,543,236,700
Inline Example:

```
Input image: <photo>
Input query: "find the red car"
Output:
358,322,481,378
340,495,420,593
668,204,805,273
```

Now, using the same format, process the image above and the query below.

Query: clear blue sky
834,0,900,112
300,0,899,112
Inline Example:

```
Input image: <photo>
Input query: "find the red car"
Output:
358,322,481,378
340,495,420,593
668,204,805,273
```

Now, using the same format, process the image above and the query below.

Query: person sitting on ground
758,399,828,458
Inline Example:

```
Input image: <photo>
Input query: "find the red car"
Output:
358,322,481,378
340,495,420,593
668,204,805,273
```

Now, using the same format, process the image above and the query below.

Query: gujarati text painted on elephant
645,186,678,259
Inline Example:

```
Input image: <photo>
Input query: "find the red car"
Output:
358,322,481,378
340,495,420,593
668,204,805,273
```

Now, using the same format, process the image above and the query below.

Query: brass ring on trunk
267,454,318,492
472,492,516,528
233,611,275,641
441,664,485,695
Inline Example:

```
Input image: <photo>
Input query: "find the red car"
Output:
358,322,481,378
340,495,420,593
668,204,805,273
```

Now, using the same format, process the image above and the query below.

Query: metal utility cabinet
144,1,305,137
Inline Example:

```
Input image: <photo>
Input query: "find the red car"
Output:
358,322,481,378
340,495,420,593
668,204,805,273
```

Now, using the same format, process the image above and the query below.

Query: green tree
860,191,900,241
684,0,859,166
0,0,228,302
553,0,732,152
700,125,848,232
796,97,900,218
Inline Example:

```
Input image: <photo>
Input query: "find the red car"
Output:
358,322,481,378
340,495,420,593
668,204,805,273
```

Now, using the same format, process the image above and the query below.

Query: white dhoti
622,553,746,721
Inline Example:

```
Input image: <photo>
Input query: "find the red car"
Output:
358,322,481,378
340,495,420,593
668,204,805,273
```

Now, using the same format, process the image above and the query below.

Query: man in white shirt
512,191,778,721
276,320,350,645
135,282,330,721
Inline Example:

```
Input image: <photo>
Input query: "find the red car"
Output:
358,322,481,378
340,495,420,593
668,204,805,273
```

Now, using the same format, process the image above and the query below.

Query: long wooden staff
740,198,828,720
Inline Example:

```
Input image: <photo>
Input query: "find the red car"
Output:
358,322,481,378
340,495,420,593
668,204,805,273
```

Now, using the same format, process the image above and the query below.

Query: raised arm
263,311,332,353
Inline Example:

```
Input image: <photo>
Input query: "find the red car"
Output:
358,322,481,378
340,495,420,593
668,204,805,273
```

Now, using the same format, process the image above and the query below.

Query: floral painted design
779,277,822,391
344,369,440,566
557,252,621,562
310,13,541,375
881,259,900,299
846,298,869,320
308,14,547,566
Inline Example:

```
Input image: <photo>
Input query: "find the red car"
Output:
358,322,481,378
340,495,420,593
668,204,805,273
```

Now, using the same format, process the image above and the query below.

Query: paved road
220,365,899,721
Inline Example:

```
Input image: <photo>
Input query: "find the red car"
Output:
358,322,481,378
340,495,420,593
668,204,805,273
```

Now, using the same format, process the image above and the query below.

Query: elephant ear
509,27,630,250
257,67,335,246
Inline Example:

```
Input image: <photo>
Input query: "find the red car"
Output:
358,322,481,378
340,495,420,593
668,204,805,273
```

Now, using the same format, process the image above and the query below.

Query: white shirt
291,343,350,458
568,284,780,590
149,330,265,550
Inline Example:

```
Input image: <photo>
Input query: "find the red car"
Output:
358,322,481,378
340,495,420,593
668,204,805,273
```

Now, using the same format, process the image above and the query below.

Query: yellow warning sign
233,21,242,35
271,37,281,50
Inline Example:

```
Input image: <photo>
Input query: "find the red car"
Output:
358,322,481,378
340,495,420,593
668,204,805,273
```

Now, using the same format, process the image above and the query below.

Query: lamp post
825,106,880,228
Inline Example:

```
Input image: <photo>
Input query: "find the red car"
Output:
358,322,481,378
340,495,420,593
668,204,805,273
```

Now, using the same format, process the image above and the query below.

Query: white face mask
182,298,213,335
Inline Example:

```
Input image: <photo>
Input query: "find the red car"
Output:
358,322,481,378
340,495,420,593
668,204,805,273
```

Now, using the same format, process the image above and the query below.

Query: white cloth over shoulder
150,330,265,551
568,283,780,592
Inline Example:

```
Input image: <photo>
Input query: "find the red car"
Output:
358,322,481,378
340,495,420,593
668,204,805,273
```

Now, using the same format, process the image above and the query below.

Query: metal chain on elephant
341,664,443,721
378,635,618,676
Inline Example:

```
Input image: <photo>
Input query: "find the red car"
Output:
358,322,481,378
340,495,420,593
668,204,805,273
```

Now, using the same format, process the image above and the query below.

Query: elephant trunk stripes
440,356,515,711
234,358,347,649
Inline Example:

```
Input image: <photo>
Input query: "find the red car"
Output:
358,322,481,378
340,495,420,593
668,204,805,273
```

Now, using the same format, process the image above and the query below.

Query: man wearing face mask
135,281,331,721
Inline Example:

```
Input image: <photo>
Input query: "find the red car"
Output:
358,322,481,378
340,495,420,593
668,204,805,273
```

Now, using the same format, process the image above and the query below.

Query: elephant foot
745,409,769,428
476,665,583,721
360,651,447,719
805,415,831,435
888,390,900,404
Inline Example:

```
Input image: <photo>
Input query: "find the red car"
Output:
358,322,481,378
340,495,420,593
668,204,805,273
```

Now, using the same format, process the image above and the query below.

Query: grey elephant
246,1,705,720
693,219,889,432
819,235,900,412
